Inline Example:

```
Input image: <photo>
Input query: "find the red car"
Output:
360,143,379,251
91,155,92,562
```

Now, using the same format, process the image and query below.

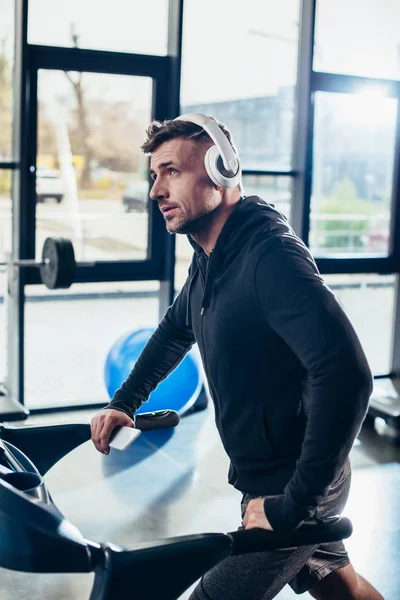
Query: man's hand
242,498,274,531
91,409,134,455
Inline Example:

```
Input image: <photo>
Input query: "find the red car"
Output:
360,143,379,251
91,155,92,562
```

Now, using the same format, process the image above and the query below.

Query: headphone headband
173,113,241,189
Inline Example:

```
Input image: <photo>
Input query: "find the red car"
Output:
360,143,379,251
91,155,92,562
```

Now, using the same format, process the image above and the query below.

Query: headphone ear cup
204,145,241,189
204,145,224,187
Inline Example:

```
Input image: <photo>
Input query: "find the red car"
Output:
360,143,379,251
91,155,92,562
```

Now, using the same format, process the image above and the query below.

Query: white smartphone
109,426,141,451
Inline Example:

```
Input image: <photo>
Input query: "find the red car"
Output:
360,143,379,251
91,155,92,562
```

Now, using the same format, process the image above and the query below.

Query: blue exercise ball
104,328,203,415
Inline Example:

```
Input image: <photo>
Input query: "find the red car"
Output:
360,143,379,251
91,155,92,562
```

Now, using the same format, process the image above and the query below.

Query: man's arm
91,265,196,454
254,239,373,533
106,275,196,419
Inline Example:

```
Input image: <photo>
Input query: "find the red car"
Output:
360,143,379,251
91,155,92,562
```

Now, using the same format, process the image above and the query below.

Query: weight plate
40,238,76,290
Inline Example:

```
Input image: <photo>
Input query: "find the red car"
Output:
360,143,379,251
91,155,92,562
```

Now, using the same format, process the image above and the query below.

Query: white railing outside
0,209,392,262
309,212,390,255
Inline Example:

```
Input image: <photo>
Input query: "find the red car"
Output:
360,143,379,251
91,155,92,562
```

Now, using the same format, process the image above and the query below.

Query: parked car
122,179,149,212
36,169,65,203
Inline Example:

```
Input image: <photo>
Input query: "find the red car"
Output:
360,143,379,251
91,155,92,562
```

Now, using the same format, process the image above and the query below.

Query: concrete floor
0,404,398,600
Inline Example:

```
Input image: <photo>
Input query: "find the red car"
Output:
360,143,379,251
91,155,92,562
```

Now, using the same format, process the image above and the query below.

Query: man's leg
189,460,366,600
308,563,384,600
188,543,319,600
188,490,321,600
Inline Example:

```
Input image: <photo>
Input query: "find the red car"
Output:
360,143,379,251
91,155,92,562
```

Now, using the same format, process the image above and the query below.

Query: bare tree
88,101,143,172
63,24,93,189
37,101,58,164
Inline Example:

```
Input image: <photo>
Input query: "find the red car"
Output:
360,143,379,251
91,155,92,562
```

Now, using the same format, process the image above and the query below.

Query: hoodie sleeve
254,239,373,533
105,270,196,419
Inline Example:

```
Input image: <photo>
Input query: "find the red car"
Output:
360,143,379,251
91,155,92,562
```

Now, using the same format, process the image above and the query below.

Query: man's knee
309,563,384,600
309,564,356,599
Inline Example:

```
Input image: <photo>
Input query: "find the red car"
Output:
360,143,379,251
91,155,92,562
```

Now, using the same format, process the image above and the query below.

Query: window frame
25,44,175,286
295,0,400,379
5,0,400,416
2,0,183,412
303,28,400,276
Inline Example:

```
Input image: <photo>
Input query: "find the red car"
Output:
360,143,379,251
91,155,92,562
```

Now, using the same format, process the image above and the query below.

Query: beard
165,201,219,235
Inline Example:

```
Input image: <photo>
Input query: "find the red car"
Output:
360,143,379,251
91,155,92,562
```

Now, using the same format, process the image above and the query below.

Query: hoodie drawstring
200,250,216,317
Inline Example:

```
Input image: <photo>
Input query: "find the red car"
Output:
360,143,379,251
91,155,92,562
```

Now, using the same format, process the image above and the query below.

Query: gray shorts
189,460,351,600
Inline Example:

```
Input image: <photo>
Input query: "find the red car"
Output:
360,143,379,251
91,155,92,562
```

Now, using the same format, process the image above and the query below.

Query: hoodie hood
185,196,292,318
186,195,289,255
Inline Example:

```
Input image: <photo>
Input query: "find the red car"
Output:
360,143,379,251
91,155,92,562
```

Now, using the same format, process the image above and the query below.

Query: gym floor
1,402,399,600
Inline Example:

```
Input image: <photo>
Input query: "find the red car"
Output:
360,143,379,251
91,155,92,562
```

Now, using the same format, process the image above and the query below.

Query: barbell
0,238,77,290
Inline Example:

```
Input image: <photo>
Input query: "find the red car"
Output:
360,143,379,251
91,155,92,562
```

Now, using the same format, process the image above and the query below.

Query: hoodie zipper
197,253,223,428
201,250,212,310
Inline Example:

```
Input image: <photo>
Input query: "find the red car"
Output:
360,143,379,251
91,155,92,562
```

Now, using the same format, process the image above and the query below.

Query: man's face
149,137,221,235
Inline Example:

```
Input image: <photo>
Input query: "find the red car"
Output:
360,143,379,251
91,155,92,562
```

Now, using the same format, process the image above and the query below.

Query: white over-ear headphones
173,113,241,189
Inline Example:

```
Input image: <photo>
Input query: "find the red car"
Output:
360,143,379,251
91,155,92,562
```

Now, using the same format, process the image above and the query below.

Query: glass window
242,175,292,221
37,70,152,262
24,281,159,409
0,271,5,383
314,0,400,79
324,274,395,376
0,170,12,383
180,0,300,171
0,170,12,260
28,0,169,56
0,0,14,161
175,235,194,292
309,91,397,257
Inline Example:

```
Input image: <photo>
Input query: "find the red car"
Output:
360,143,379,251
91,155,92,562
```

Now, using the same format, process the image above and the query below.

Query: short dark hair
141,116,238,155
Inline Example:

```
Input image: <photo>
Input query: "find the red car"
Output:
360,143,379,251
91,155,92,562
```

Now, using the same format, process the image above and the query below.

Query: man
91,115,383,600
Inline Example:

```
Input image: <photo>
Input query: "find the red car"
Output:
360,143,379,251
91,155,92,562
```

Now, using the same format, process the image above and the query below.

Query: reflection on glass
0,0,14,161
314,0,400,79
37,70,152,262
181,0,300,171
28,0,168,56
24,282,159,408
309,91,397,257
324,274,395,375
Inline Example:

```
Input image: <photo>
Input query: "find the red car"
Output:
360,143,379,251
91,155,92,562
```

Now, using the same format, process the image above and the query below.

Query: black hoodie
108,196,373,532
